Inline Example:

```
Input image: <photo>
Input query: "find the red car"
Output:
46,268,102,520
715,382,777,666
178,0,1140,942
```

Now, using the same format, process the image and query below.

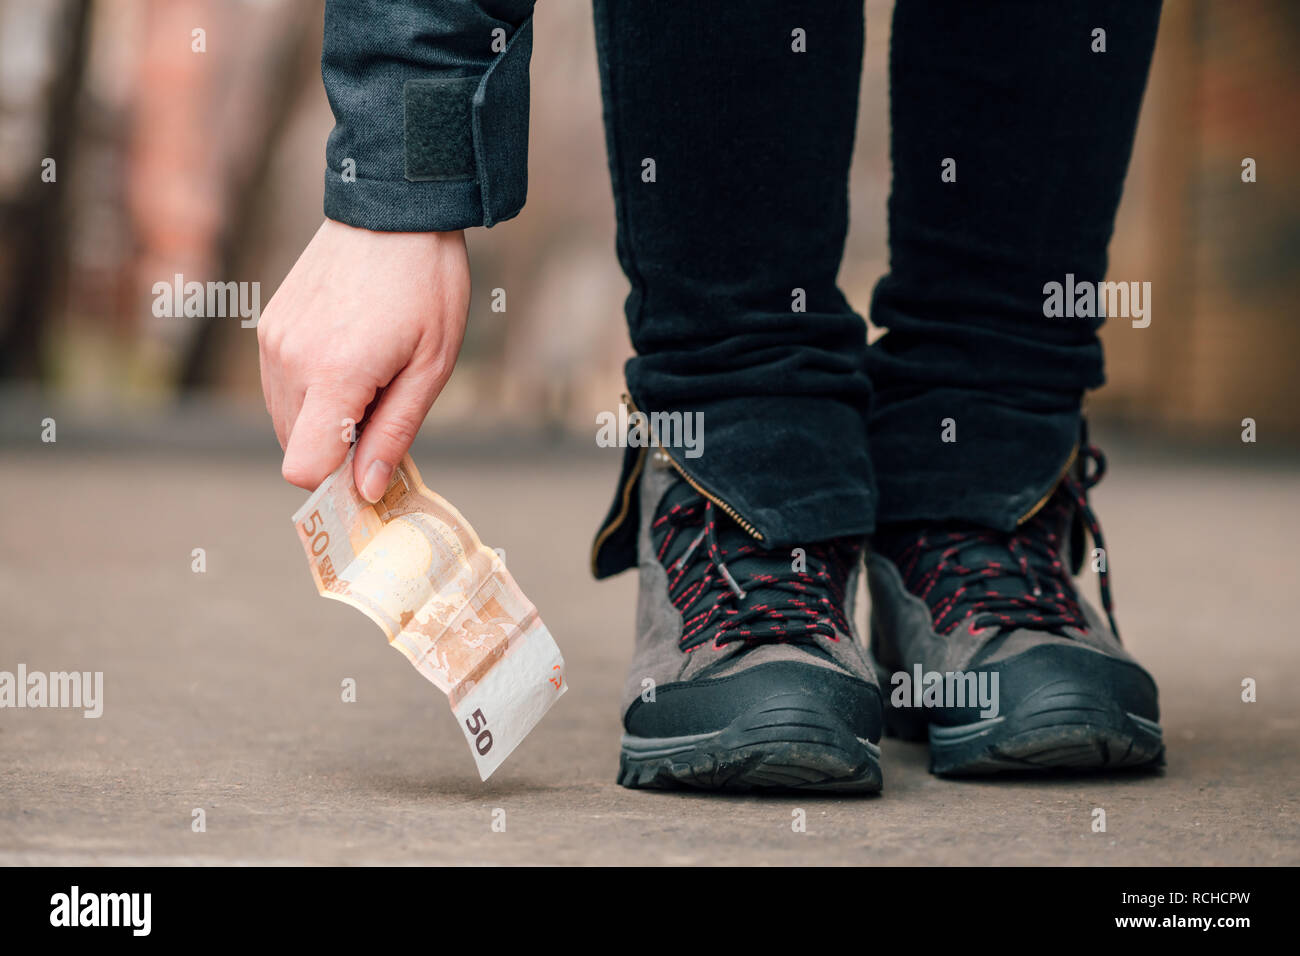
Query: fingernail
361,460,393,503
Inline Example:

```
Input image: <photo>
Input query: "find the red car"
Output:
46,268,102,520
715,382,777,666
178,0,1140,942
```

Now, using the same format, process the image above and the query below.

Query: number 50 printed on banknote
292,448,567,779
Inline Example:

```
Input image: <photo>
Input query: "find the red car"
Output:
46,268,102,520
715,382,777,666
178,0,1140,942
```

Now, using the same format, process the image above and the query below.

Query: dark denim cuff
870,391,1082,531
323,15,532,231
590,393,878,579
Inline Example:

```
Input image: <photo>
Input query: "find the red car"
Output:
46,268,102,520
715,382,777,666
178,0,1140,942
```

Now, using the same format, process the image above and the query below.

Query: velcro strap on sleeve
401,15,532,225
403,75,478,182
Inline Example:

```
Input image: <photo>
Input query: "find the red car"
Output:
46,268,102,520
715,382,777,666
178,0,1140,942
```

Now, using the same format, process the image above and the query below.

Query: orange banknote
292,448,566,779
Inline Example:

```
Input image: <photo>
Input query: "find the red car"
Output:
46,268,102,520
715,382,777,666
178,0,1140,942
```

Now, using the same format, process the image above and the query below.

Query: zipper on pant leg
623,393,765,542
1015,442,1079,526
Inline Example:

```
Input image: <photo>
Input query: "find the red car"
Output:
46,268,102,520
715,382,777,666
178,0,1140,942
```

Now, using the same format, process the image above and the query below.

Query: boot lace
652,489,858,652
876,445,1119,639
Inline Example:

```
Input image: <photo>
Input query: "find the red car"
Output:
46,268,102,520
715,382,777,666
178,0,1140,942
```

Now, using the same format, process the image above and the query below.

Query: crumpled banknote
292,447,566,779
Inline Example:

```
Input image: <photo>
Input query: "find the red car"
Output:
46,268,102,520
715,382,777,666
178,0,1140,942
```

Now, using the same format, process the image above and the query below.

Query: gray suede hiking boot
867,444,1163,776
618,450,883,792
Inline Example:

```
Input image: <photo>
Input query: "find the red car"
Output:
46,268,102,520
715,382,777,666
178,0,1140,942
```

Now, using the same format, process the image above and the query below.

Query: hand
257,218,469,501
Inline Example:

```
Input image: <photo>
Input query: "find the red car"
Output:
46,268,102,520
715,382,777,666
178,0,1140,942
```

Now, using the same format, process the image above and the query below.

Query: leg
869,0,1162,527
591,0,875,575
867,0,1166,774
591,0,884,791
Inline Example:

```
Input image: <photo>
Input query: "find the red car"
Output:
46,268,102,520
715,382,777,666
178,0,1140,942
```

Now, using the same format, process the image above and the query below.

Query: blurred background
1,0,1297,446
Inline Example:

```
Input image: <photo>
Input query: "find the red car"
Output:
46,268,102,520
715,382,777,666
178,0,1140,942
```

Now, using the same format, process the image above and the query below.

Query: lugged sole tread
619,696,883,793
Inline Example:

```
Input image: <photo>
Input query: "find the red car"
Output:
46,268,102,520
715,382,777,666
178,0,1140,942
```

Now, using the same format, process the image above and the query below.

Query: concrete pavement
0,439,1296,865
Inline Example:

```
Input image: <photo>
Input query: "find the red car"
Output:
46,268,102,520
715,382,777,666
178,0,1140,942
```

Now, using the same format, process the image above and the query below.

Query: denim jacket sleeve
321,0,535,231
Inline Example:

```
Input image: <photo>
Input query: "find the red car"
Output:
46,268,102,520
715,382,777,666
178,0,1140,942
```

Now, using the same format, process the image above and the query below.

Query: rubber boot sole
881,645,1165,776
619,691,883,792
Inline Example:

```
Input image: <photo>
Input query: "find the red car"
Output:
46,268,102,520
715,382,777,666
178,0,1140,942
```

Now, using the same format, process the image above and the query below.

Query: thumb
354,364,442,502
281,380,374,490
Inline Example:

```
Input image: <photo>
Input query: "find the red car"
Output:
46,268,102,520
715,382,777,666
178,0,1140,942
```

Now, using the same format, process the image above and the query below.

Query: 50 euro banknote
291,447,566,779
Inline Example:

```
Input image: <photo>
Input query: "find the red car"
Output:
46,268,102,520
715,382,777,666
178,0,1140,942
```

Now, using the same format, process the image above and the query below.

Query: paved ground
1,436,1297,865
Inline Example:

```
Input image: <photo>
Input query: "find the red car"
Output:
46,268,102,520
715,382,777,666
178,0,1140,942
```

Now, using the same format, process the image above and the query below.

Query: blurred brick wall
5,0,1294,443
1099,0,1300,440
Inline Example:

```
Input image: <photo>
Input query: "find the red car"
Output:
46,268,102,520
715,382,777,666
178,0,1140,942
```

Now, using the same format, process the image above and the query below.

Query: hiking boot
618,450,883,791
867,444,1163,775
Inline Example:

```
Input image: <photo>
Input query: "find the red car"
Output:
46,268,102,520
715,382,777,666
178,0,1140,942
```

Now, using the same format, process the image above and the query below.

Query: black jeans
591,0,1162,578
